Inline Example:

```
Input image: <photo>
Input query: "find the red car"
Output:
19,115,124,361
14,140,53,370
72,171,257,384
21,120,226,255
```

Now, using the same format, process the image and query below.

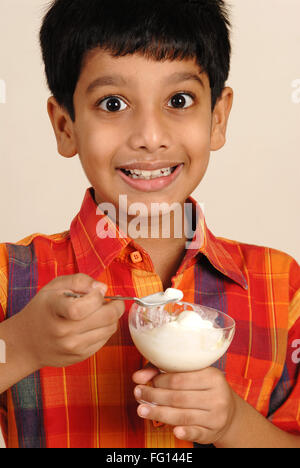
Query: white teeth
124,167,174,179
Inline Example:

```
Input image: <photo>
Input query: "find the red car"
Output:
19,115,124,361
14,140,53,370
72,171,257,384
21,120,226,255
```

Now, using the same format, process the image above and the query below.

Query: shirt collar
70,188,248,290
181,195,248,290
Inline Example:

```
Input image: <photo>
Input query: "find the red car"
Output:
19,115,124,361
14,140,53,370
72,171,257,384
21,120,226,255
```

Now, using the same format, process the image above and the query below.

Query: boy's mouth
116,163,184,192
119,165,177,180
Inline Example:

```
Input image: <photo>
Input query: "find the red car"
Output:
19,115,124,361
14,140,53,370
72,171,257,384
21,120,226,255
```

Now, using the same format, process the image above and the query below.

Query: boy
0,0,299,448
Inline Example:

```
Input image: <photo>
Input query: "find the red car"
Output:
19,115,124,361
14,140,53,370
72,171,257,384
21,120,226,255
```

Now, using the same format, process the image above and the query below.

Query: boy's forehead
78,48,208,90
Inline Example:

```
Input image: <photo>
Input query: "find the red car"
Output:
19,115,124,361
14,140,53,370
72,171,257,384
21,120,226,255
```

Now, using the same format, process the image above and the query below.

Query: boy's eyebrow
86,75,127,94
166,72,204,89
86,71,204,94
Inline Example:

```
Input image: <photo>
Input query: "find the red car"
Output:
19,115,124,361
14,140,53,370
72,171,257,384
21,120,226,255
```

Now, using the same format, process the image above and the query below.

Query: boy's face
48,49,232,219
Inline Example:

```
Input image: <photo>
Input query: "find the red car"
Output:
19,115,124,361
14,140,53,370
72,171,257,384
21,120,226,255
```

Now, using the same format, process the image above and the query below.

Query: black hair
40,0,231,121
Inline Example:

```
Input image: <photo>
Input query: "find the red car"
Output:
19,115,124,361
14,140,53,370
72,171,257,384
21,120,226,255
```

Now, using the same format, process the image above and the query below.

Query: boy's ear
210,87,233,151
47,97,77,158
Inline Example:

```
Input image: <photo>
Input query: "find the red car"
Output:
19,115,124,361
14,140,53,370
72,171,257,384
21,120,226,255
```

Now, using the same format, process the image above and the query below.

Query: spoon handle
104,295,137,301
63,292,177,308
63,292,137,301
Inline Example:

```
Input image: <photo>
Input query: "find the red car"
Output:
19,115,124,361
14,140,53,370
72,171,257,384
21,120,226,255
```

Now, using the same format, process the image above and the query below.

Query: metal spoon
64,291,182,307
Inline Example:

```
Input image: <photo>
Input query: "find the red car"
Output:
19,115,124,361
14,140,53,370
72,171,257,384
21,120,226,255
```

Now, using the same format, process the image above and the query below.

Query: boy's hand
13,273,125,370
132,366,237,445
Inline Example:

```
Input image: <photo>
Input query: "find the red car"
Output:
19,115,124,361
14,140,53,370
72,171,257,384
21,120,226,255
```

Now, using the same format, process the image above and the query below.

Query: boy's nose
127,109,172,154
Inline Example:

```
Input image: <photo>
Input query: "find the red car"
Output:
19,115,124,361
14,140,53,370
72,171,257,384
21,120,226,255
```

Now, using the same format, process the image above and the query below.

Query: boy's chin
121,193,186,212
93,188,188,217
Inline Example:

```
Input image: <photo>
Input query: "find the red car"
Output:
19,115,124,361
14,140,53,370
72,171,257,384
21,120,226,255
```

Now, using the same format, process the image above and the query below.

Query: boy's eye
98,96,127,112
97,93,194,112
168,93,194,109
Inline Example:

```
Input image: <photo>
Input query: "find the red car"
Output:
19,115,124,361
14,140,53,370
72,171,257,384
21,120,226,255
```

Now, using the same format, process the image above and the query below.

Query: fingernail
92,282,108,295
174,427,186,439
134,387,142,399
139,406,150,418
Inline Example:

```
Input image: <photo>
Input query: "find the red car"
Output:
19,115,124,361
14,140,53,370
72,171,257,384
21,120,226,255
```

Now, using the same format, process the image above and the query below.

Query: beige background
0,0,300,448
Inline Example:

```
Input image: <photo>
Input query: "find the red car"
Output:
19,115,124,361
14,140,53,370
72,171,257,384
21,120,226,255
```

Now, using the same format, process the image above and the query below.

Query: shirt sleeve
0,244,8,445
268,258,300,435
0,243,9,323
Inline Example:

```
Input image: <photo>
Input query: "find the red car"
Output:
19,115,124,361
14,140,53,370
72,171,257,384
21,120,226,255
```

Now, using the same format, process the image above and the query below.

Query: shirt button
130,251,143,264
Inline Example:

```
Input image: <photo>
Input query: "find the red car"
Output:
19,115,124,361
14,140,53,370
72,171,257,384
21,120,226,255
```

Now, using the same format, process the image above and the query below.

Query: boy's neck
93,191,197,289
126,205,193,290
135,235,188,290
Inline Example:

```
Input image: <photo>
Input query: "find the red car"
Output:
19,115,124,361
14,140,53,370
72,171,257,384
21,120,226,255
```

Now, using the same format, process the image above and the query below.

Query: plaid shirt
0,188,299,448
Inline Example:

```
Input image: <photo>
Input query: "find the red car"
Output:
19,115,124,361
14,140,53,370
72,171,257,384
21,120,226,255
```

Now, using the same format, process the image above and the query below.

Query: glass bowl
128,301,235,373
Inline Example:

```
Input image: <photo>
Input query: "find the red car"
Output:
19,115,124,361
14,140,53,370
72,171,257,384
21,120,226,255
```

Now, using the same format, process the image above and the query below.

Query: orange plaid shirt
0,187,299,448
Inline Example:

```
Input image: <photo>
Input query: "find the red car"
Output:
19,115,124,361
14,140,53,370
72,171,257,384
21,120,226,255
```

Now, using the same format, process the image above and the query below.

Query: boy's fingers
76,300,125,333
52,287,106,321
133,368,219,391
134,386,210,410
150,368,217,391
52,288,125,325
45,273,108,296
76,323,121,350
132,366,160,385
137,404,208,429
108,299,125,320
173,426,207,444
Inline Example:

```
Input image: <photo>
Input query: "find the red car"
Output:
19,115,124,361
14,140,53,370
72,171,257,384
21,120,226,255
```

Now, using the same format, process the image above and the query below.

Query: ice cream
164,288,184,302
141,288,184,306
129,309,234,372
